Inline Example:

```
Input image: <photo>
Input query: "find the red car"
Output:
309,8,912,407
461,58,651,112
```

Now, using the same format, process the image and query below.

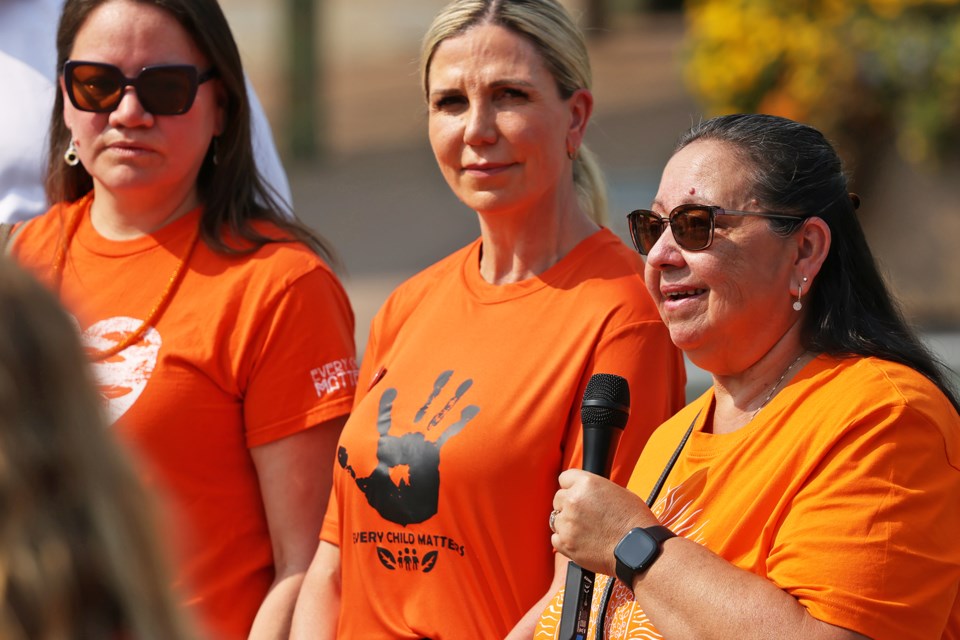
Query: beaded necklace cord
51,194,200,362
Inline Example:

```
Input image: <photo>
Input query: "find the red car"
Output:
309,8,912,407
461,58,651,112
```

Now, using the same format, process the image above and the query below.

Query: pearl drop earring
793,276,809,311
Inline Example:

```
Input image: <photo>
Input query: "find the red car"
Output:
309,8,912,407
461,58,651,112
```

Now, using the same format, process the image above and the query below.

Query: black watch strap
614,525,676,586
645,525,676,545
644,524,677,548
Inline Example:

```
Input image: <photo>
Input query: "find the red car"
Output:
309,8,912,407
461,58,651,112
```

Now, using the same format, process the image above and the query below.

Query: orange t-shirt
322,228,686,639
12,196,358,639
537,355,960,639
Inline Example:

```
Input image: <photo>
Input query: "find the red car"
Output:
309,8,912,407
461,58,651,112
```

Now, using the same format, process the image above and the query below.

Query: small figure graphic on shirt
339,370,479,525
376,545,439,573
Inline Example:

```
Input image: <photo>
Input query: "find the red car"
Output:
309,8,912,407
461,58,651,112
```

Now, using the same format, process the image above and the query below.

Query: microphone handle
559,427,620,640
581,425,621,476
557,562,595,640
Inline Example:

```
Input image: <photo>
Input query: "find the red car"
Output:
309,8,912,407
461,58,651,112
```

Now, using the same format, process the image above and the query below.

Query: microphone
558,373,630,640
580,373,630,476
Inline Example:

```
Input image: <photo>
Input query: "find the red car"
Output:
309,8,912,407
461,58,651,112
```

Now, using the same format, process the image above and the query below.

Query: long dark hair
676,113,959,413
47,0,337,266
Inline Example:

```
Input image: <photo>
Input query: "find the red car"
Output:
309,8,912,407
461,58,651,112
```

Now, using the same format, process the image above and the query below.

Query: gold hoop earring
793,276,808,311
64,140,80,167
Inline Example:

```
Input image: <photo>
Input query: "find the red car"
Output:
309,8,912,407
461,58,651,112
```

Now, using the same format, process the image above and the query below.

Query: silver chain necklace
751,352,807,419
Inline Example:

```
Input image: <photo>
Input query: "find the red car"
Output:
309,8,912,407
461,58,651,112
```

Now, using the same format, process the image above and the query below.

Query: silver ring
549,509,560,533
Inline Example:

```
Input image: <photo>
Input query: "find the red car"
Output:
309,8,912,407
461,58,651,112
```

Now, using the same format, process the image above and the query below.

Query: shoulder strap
0,223,13,254
593,409,701,640
645,409,699,507
1,218,33,256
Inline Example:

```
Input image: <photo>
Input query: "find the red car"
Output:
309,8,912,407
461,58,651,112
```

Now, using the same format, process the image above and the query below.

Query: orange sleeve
769,402,960,638
243,266,357,448
559,319,687,487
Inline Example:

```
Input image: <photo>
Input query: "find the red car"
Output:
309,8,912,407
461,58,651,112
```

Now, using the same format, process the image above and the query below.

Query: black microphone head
580,373,630,430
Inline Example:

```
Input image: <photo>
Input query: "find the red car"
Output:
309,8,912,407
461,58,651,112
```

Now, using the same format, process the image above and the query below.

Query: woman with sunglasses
291,1,686,638
0,0,292,226
537,113,960,639
7,0,357,637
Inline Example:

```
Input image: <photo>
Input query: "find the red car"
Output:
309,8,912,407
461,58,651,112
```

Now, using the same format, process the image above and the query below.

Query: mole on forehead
689,187,696,195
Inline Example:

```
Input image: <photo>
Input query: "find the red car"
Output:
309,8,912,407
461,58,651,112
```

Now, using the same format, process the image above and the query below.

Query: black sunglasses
627,204,805,255
63,60,217,116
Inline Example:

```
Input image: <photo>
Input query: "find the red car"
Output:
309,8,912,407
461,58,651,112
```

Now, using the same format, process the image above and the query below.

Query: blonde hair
0,260,195,640
420,0,609,225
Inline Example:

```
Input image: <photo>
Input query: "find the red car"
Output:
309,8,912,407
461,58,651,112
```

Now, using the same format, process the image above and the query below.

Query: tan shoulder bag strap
1,219,32,256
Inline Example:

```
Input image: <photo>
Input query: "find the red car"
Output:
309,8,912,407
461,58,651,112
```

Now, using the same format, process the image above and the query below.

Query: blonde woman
292,0,686,637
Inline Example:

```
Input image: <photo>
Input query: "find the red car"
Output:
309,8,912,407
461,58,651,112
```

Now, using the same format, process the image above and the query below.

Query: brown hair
0,259,196,640
47,0,338,265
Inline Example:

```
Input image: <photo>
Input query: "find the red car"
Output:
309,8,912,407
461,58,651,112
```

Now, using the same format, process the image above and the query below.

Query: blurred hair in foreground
0,259,194,640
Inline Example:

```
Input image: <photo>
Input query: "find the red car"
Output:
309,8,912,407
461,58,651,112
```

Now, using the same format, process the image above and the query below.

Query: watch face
618,528,659,570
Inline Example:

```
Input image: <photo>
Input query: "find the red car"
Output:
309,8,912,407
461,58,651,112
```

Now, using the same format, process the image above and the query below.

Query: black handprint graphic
339,370,479,525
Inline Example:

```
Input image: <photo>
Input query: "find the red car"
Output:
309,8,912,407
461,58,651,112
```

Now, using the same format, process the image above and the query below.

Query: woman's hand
551,472,873,640
248,415,347,639
550,468,658,576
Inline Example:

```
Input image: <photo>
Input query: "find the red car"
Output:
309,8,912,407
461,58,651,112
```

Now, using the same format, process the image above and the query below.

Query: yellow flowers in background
684,0,960,165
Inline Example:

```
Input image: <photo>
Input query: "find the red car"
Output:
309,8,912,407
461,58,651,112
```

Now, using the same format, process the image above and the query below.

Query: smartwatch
614,525,676,586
